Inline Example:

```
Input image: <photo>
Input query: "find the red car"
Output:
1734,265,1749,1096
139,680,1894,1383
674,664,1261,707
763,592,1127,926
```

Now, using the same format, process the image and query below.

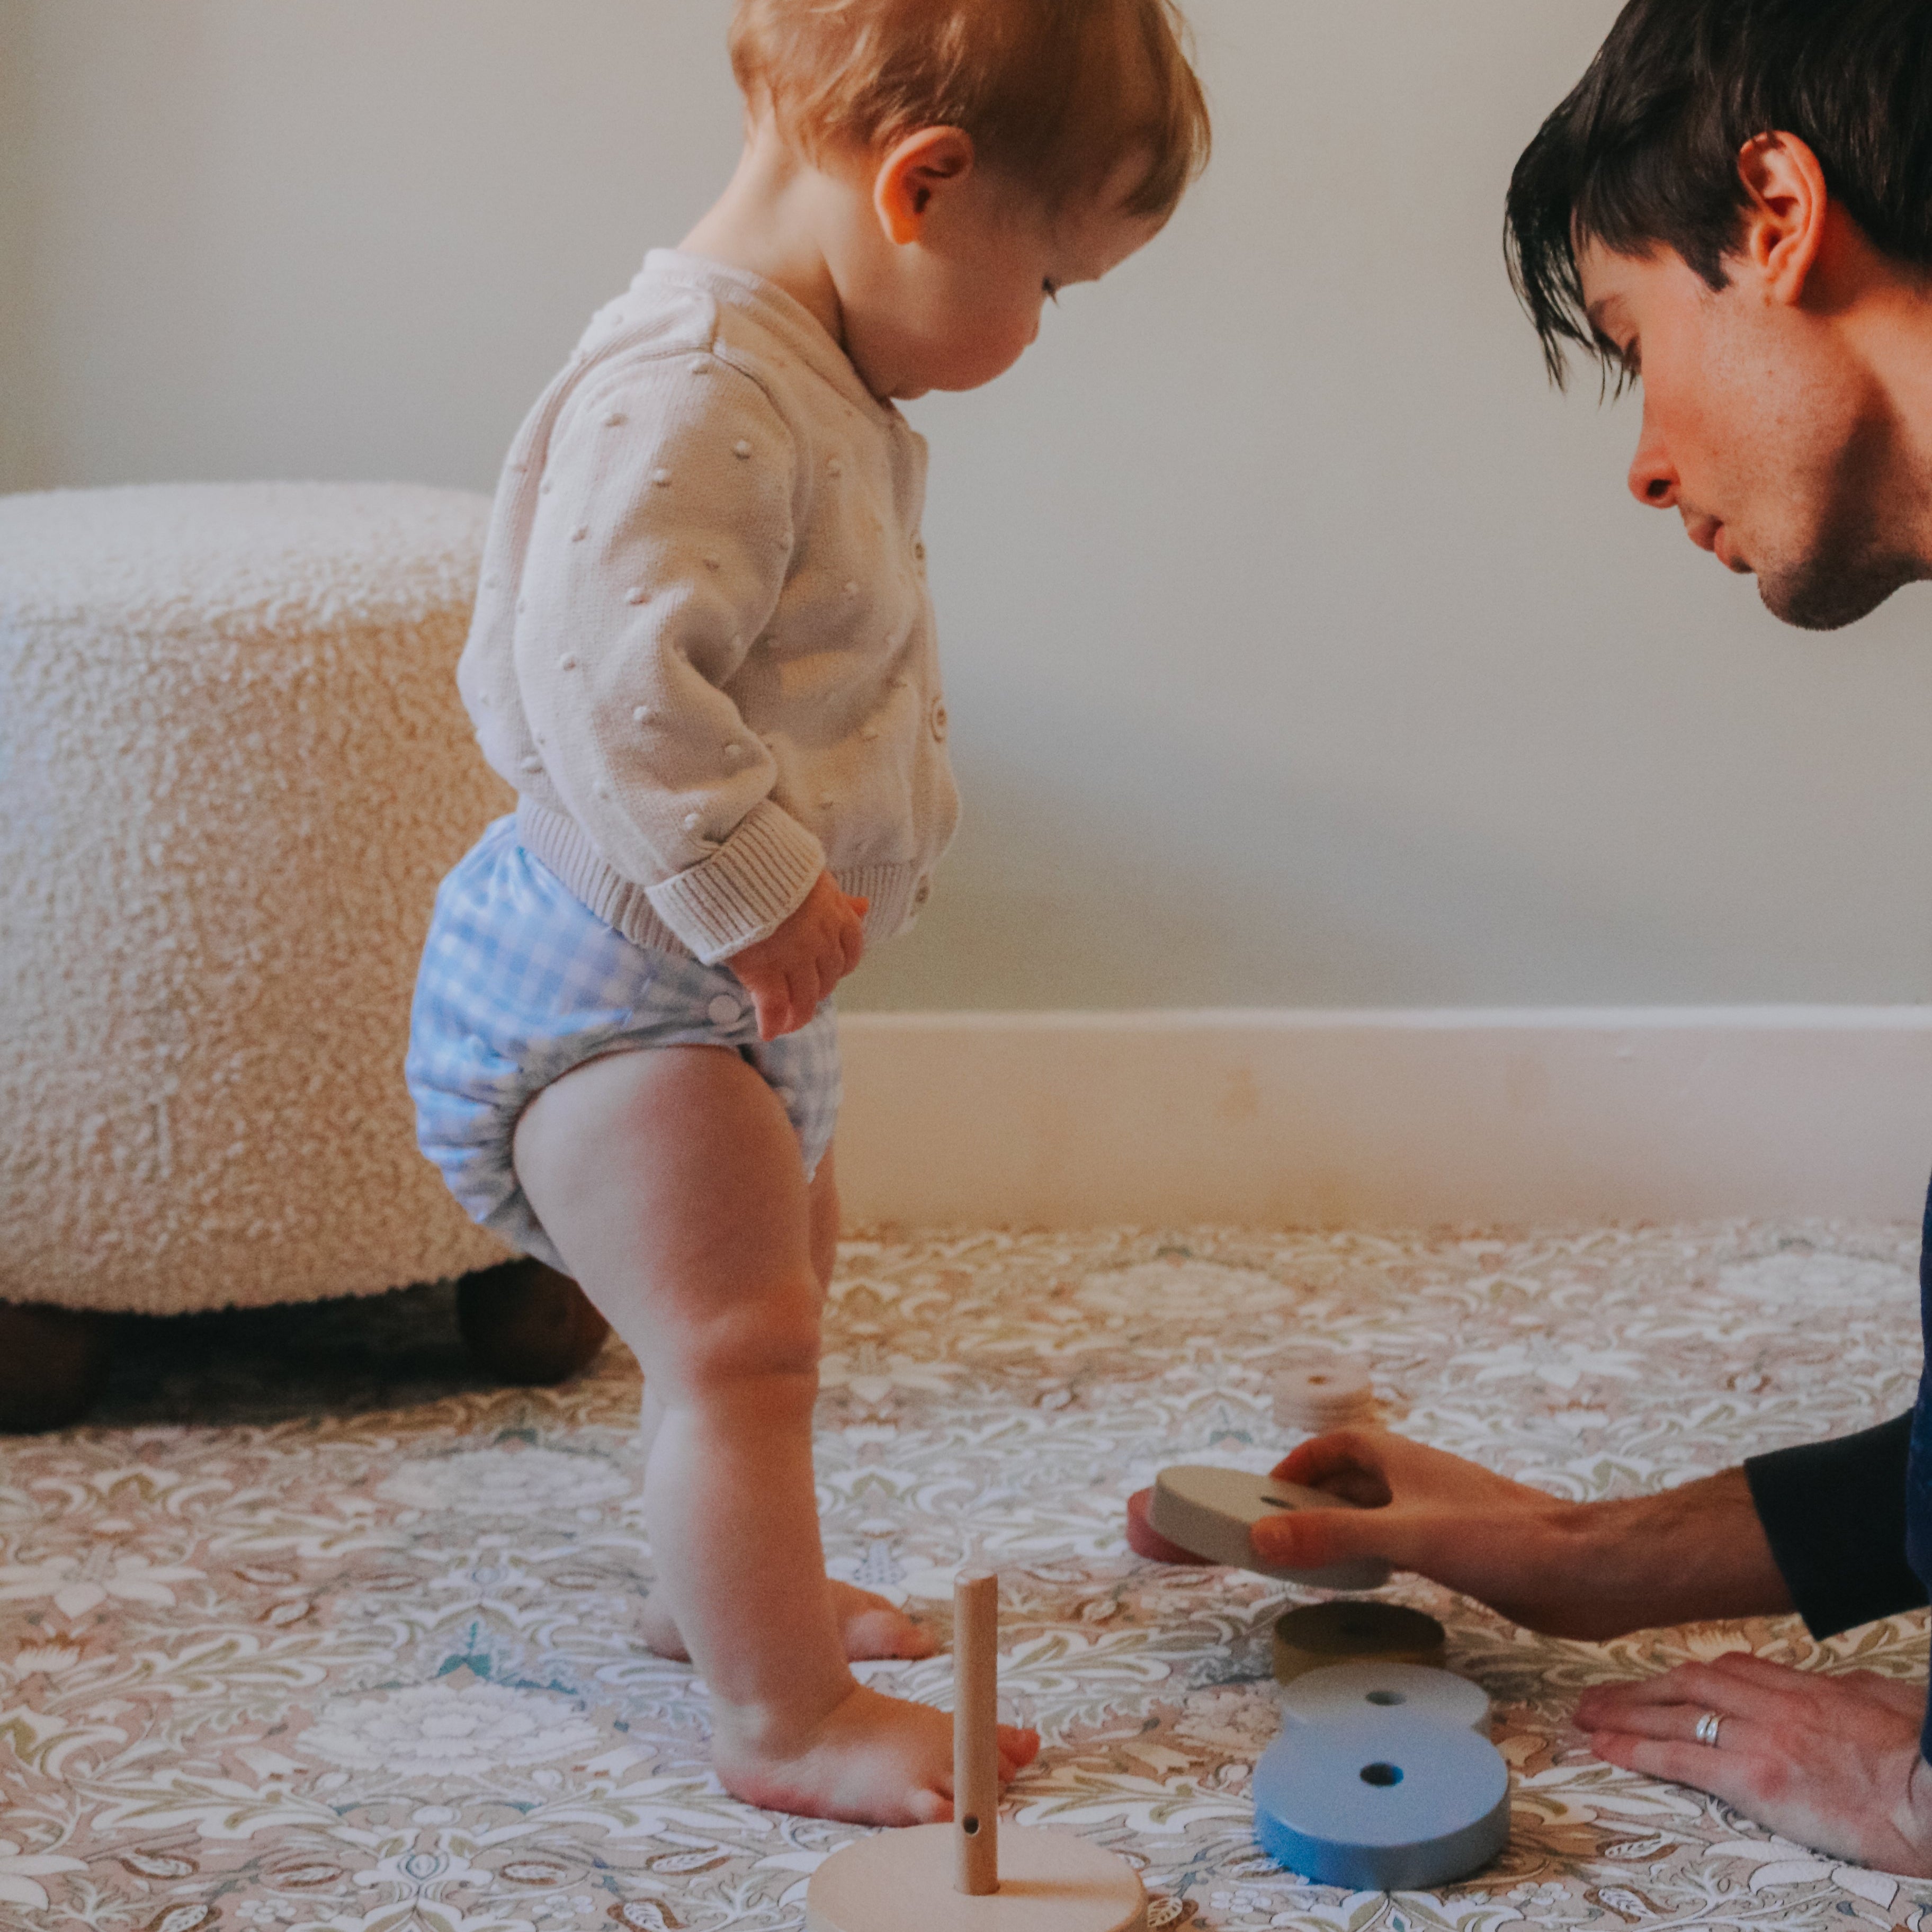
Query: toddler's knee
675,1277,822,1399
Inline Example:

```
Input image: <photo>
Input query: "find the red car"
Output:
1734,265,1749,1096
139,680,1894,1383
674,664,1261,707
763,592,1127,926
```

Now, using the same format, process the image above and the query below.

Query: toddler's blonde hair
729,0,1210,222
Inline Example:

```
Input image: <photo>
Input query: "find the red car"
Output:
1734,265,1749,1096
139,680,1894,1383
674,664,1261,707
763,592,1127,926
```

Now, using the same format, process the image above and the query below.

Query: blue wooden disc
1254,1714,1510,1891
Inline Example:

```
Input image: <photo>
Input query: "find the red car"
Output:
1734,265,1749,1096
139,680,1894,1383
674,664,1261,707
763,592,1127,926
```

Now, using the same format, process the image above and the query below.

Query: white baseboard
836,1008,1932,1228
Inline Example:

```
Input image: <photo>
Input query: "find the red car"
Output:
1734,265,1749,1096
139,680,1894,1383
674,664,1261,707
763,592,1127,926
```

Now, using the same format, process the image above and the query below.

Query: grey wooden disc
1148,1465,1391,1590
805,1823,1147,1932
1280,1660,1489,1733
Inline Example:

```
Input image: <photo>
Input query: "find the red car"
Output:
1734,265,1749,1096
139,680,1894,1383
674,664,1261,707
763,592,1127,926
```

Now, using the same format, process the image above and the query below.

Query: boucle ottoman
1,482,524,1340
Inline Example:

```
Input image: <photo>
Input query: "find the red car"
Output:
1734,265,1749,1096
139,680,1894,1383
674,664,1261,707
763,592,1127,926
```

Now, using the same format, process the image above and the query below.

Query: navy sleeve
1744,1413,1925,1639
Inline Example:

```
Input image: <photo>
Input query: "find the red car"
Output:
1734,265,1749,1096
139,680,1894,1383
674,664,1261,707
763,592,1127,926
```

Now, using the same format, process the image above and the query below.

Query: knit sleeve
512,350,825,962
1743,1413,1926,1638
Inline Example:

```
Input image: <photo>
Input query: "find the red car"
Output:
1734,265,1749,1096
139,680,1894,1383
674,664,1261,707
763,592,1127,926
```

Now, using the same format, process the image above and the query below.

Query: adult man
1255,0,1932,1875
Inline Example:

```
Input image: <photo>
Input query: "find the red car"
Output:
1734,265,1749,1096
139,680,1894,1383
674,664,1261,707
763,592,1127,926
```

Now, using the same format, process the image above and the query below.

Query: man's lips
1687,514,1750,573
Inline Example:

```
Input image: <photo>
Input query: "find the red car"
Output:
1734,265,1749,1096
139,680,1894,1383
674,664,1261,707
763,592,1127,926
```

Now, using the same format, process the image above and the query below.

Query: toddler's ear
873,127,976,245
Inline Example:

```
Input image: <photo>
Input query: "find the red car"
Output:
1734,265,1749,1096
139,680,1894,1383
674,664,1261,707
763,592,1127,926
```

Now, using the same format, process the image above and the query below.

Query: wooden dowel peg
953,1569,1000,1896
804,1567,1148,1932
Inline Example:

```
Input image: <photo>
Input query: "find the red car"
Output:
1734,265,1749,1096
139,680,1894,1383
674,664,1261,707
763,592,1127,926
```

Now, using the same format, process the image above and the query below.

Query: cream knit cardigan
461,251,960,963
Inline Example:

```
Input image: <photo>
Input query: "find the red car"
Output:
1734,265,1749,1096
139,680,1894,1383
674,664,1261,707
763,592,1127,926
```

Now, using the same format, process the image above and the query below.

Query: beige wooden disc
806,1823,1147,1932
1272,1358,1376,1433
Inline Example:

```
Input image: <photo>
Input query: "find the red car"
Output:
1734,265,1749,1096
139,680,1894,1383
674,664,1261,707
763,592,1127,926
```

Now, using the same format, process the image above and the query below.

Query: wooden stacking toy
1279,1659,1489,1733
1272,1355,1377,1433
1272,1601,1446,1685
806,1572,1148,1932
1123,1487,1215,1566
1253,1712,1510,1890
1146,1465,1392,1591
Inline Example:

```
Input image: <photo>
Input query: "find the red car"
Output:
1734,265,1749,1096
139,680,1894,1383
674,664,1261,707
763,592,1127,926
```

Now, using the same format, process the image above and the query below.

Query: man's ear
1736,131,1830,306
873,127,976,245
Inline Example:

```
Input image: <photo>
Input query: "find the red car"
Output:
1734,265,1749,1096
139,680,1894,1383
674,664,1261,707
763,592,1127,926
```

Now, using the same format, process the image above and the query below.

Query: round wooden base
806,1823,1147,1932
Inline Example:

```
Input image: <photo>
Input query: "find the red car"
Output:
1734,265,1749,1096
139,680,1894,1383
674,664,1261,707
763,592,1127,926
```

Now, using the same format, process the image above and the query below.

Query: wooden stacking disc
1272,1357,1377,1433
1124,1488,1215,1566
806,1572,1149,1932
804,1822,1148,1932
1148,1466,1391,1591
1253,1714,1510,1890
1272,1601,1446,1685
1280,1660,1489,1733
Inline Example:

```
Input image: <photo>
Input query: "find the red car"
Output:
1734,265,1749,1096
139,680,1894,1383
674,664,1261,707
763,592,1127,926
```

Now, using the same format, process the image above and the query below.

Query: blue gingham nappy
407,815,840,1273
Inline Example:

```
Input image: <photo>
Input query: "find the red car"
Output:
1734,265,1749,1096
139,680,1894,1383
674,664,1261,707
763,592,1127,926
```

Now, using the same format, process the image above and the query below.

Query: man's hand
727,872,868,1040
1253,1430,1599,1634
1253,1430,1790,1641
1579,1653,1932,1876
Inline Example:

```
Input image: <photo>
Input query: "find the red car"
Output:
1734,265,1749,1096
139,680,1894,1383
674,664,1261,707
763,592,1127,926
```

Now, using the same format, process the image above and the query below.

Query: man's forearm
1537,1468,1793,1640
1267,1425,1912,1644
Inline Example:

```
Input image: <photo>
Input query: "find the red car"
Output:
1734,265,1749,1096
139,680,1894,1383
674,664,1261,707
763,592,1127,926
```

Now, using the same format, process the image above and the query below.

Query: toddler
408,0,1209,1826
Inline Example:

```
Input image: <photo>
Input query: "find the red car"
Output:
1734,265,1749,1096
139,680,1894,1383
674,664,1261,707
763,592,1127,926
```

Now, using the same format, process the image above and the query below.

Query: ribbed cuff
646,798,826,962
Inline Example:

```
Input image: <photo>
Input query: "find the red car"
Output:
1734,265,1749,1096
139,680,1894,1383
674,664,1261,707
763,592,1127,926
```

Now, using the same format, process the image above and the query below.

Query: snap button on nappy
708,994,742,1027
931,697,949,741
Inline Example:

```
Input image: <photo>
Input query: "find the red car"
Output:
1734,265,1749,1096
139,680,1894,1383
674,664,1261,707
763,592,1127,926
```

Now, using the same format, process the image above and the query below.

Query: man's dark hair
1505,0,1932,386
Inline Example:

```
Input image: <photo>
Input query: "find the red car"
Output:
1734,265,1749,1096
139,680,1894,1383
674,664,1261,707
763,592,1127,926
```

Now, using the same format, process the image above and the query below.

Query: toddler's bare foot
714,1680,1041,1824
640,1580,935,1663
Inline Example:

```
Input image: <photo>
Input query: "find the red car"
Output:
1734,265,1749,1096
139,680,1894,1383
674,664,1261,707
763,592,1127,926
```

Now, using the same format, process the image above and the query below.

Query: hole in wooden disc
1365,1690,1405,1706
962,1816,980,1835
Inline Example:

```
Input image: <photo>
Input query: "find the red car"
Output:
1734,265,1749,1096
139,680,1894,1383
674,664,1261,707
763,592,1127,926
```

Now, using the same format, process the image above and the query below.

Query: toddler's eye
1042,279,1060,303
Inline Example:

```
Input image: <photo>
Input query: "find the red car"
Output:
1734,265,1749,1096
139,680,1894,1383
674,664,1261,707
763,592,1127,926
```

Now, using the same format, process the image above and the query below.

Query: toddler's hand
728,872,868,1040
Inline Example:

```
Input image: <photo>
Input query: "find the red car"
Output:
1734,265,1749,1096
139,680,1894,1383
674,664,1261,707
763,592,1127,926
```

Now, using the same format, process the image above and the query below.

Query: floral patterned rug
5,1222,1931,1932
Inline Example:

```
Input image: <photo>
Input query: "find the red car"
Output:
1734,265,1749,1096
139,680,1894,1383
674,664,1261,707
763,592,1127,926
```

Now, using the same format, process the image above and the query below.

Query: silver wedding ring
1694,1710,1724,1747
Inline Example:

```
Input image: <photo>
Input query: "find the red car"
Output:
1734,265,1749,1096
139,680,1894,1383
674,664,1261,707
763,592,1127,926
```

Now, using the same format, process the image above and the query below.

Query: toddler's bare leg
637,1145,932,1664
514,1048,1032,1823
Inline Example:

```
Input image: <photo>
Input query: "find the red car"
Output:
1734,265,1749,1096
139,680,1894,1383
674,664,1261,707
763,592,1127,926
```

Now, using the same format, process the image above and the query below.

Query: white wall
8,1,1931,1010
0,0,33,494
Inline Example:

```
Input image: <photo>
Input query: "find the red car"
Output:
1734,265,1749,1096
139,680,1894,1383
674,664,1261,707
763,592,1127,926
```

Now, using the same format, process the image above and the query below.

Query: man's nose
1626,411,1678,511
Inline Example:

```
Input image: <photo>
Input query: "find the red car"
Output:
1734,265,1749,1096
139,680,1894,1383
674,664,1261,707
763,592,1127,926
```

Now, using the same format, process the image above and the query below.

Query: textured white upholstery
1,483,515,1313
